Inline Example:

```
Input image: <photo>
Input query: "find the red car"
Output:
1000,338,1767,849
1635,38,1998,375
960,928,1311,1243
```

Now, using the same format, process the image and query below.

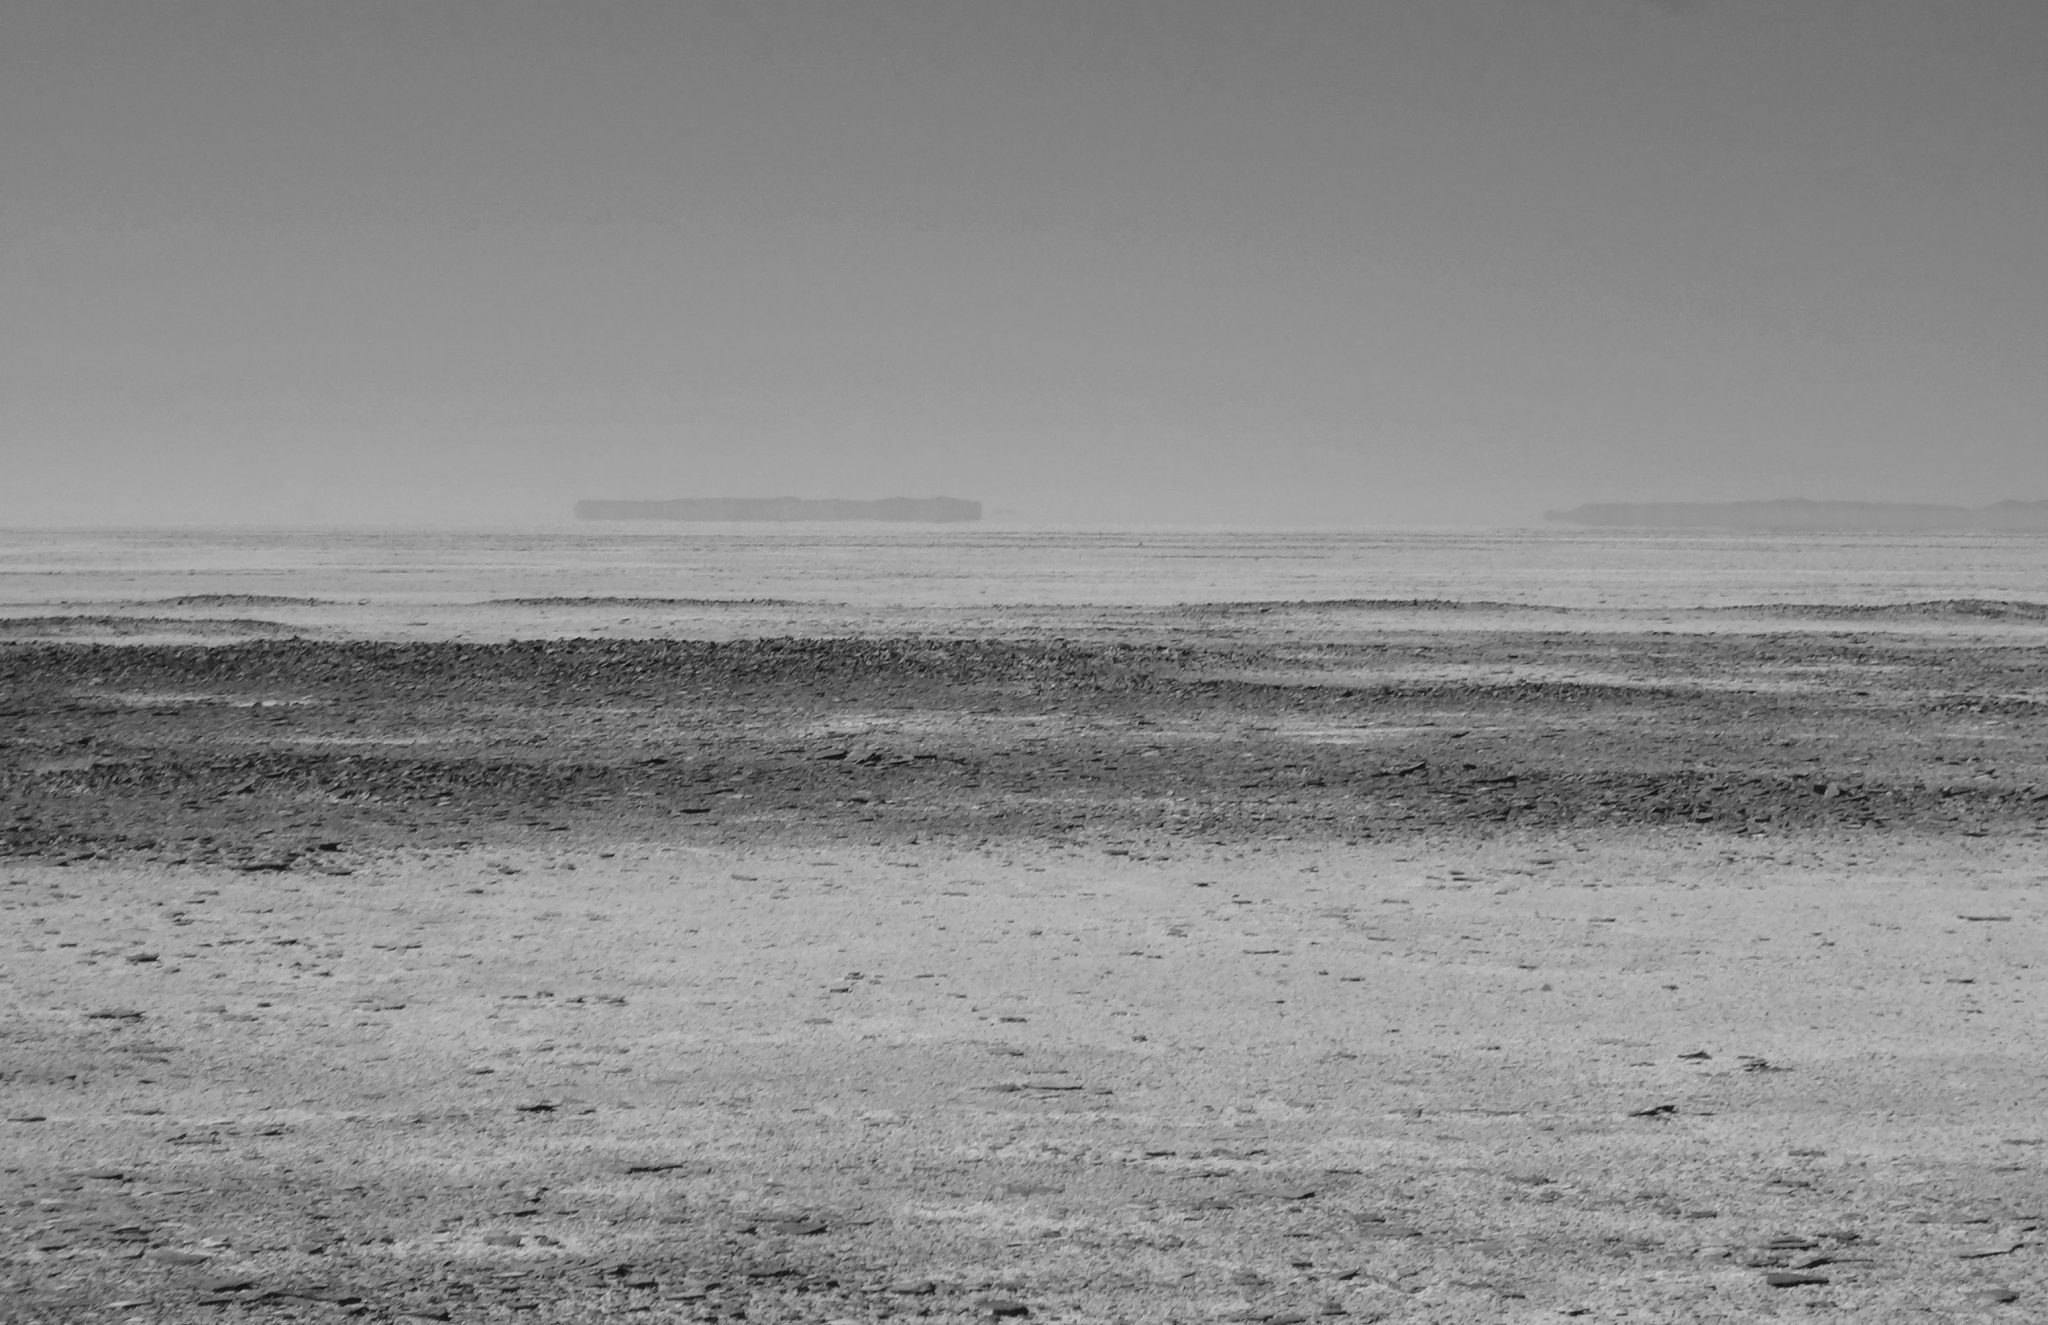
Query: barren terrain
5,594,2046,1323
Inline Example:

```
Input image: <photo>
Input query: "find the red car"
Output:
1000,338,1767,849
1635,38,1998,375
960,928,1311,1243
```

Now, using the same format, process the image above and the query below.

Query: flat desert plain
3,533,2047,1324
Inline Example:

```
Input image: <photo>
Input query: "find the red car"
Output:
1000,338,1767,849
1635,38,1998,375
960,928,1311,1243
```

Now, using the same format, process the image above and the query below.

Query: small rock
889,1279,937,1295
1354,1223,1421,1240
1629,1103,1678,1118
86,1007,146,1020
1764,1271,1829,1288
1955,1242,2025,1260
1969,1288,2021,1305
145,1249,210,1267
984,1300,1030,1319
6,1114,46,1122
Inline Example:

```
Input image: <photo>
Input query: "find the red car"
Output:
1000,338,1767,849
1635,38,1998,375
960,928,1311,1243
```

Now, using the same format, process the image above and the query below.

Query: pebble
1954,1242,2024,1260
1763,1271,1828,1288
1353,1223,1421,1240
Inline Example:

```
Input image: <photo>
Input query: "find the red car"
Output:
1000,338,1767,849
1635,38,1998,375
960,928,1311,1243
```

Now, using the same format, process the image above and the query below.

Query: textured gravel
4,603,2045,1322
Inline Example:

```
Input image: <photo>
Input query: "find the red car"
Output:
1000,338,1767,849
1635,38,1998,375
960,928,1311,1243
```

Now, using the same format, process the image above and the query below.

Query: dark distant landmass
576,496,982,523
1547,499,2048,533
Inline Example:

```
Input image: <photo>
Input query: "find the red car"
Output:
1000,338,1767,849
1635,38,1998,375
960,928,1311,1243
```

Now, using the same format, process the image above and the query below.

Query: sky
4,0,2045,527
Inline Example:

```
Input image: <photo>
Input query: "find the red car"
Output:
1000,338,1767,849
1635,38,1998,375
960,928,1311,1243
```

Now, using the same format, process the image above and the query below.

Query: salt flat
3,528,2046,1323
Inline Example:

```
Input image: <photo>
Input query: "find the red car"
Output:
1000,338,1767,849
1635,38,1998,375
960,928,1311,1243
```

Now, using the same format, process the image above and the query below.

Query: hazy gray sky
5,1,2044,526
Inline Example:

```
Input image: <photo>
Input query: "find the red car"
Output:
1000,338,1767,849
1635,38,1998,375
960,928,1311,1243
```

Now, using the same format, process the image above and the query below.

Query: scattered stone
86,1007,146,1020
1629,1103,1678,1117
983,1300,1030,1318
1354,1223,1421,1240
1954,1242,2025,1260
623,1161,688,1174
483,1234,523,1247
1764,1271,1829,1288
145,1249,210,1267
1677,1050,1711,1060
6,1113,46,1122
81,1168,127,1180
1969,1288,2021,1305
1959,915,2013,923
124,951,160,963
889,1280,937,1295
203,1276,258,1293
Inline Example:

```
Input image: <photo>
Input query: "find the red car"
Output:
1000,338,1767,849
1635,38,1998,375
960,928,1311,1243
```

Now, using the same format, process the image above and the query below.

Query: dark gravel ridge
5,631,2043,866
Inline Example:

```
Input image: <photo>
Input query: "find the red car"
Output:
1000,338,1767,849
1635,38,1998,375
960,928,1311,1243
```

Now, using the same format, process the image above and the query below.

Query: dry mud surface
4,601,2047,1323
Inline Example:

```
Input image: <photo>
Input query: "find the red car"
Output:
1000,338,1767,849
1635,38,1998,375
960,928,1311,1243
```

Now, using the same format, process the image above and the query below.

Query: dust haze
4,1,2046,527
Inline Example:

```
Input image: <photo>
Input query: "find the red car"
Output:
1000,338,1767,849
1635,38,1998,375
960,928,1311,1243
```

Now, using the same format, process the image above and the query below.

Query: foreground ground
3,600,2045,1322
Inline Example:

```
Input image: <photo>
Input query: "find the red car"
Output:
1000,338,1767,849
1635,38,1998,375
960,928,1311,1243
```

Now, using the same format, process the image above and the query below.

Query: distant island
1547,499,2048,533
576,497,982,523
